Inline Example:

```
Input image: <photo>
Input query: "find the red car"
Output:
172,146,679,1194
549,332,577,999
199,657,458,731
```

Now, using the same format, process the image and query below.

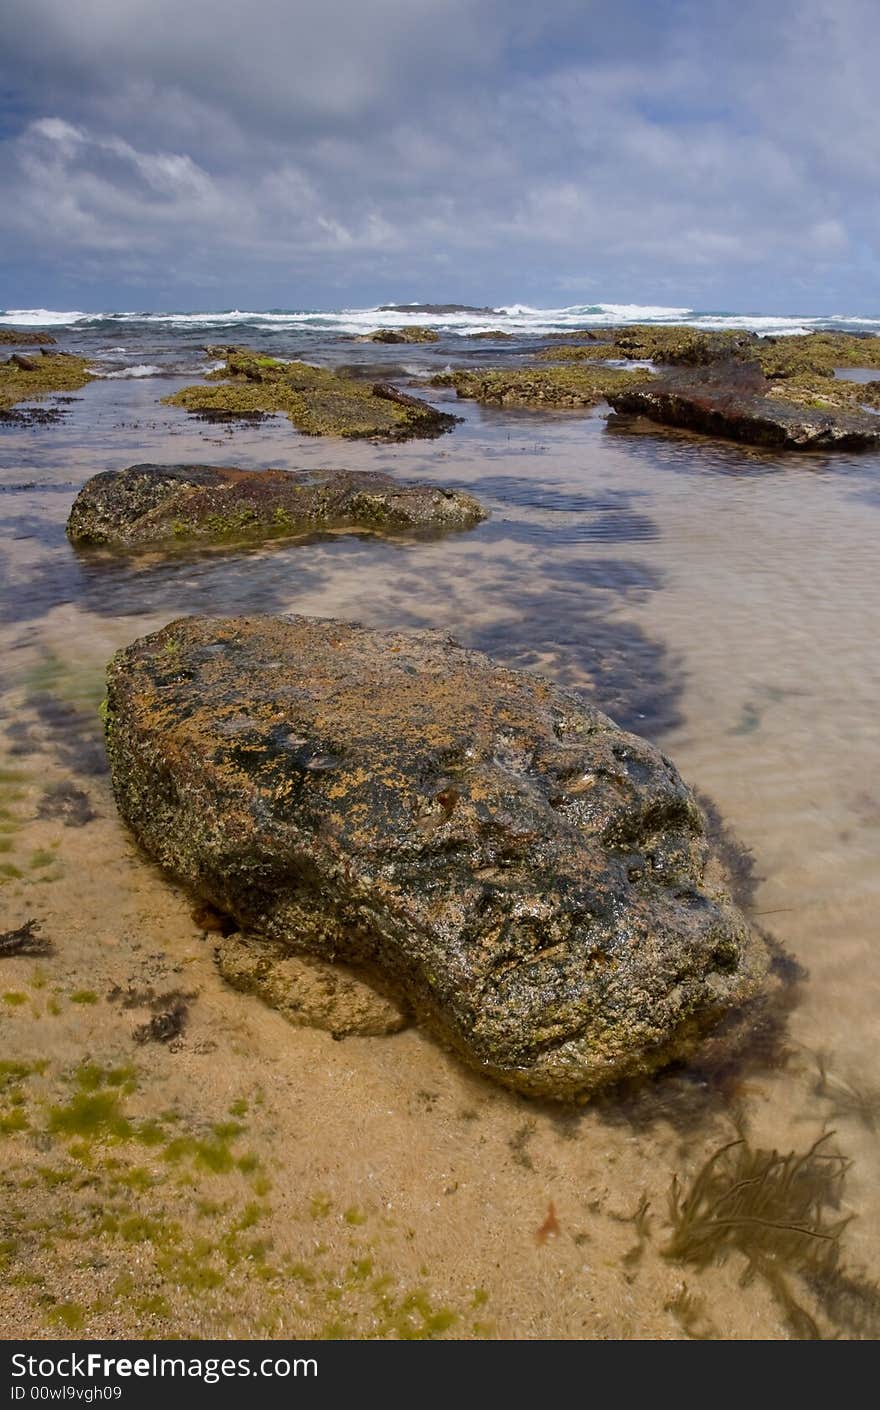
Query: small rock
215,932,409,1037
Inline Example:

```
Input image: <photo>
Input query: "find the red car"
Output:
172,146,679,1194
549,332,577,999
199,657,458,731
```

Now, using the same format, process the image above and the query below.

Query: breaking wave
3,302,880,339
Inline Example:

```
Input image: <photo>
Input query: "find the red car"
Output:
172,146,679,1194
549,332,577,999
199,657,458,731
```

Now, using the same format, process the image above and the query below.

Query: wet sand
1,377,879,1339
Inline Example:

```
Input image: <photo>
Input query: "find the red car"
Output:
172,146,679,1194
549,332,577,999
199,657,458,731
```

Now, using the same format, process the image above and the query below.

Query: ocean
3,300,880,381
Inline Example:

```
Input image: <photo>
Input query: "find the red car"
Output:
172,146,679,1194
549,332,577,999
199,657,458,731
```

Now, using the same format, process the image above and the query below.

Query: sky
1,0,878,313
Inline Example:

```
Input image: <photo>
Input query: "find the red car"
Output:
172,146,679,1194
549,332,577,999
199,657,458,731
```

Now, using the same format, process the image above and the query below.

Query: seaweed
664,1283,718,1339
812,1052,880,1133
105,984,196,1043
664,1132,851,1338
134,1001,189,1044
0,919,53,957
165,352,457,441
611,1194,652,1267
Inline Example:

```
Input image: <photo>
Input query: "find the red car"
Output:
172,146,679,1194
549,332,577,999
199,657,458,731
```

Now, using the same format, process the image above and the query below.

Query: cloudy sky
1,0,877,312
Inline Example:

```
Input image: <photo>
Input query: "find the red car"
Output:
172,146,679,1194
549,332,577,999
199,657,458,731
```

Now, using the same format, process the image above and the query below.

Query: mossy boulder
607,362,880,450
104,614,772,1099
752,331,880,379
360,328,440,344
0,352,93,414
0,329,57,345
545,325,757,366
165,351,457,440
66,463,486,549
430,363,653,410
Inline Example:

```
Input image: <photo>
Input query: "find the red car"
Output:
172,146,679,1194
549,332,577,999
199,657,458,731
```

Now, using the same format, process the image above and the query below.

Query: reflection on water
1,371,879,1339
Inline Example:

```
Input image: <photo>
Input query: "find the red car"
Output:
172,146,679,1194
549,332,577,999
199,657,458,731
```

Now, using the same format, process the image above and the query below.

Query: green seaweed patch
0,1105,30,1134
164,351,456,441
373,1287,458,1340
45,1301,87,1332
47,1089,133,1141
2,1058,487,1339
0,354,94,414
430,362,653,409
22,651,107,714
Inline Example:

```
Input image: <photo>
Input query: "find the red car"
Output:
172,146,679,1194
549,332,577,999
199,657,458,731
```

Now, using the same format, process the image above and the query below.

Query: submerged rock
66,463,486,549
165,350,457,440
105,615,772,1099
607,362,880,450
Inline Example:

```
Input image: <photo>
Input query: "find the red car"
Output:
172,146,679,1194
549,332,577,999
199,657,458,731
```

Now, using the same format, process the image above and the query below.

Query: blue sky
1,0,878,313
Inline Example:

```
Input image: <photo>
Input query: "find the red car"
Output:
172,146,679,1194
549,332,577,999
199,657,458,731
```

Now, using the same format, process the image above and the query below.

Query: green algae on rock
66,463,486,549
0,352,94,415
104,615,772,1099
544,324,757,366
359,328,440,344
164,350,457,440
429,363,654,410
0,329,57,345
543,325,880,377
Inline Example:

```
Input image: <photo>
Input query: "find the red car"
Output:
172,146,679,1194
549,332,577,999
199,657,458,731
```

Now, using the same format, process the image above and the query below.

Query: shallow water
1,360,879,1340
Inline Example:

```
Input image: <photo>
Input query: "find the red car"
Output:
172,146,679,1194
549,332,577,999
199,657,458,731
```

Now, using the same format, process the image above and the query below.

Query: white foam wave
91,363,164,379
4,303,880,339
1,308,94,326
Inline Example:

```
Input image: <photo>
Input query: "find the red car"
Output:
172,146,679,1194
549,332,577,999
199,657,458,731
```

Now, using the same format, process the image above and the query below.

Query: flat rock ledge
215,932,410,1037
66,463,486,549
104,615,772,1099
607,363,880,450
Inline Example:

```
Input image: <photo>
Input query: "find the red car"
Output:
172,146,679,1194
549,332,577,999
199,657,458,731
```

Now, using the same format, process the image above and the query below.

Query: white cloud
0,0,877,306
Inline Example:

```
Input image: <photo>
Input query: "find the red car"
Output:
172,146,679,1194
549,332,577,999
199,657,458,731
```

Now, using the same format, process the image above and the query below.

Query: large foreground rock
67,463,486,548
105,615,771,1098
607,363,880,450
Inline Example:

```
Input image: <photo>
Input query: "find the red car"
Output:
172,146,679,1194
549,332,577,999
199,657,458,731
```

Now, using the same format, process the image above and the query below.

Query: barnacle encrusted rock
104,615,771,1098
66,463,486,548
